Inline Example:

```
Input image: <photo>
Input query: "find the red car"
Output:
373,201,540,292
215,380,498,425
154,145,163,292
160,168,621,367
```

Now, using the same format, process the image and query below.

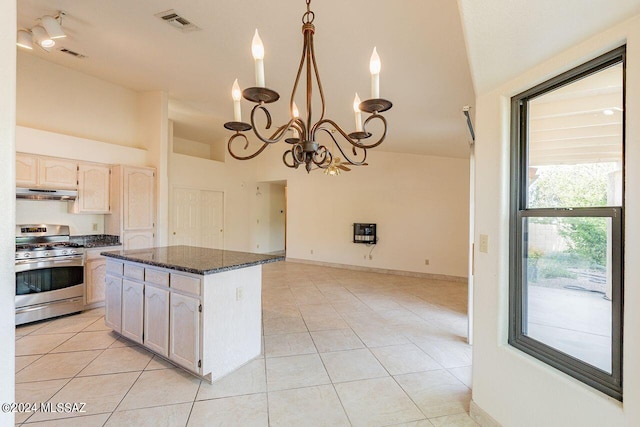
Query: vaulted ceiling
16,0,640,160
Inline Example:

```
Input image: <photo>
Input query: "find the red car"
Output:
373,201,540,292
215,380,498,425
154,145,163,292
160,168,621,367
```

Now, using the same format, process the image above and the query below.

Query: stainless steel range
15,224,85,325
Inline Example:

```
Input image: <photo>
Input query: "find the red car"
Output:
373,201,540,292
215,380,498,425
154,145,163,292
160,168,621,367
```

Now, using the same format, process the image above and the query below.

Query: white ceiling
459,0,640,95
16,0,475,159
16,1,640,160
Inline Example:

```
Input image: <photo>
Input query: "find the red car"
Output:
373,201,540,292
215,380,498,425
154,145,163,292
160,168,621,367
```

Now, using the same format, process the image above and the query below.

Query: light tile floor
14,261,475,427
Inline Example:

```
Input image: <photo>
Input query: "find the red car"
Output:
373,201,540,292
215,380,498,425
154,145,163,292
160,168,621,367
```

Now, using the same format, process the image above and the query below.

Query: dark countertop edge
84,242,123,248
100,251,285,275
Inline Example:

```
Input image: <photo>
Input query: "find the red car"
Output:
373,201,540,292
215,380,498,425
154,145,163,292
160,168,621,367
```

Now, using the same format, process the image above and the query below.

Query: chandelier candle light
224,0,392,173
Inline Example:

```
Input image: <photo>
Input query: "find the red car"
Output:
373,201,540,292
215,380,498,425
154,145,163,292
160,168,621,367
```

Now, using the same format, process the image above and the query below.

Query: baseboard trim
470,401,501,427
285,257,468,283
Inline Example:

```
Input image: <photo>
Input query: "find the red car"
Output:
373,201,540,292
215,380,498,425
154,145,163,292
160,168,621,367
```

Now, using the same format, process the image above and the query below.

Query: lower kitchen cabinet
103,255,264,382
144,284,170,357
85,258,106,306
121,279,144,344
169,292,200,372
104,275,122,333
85,246,122,308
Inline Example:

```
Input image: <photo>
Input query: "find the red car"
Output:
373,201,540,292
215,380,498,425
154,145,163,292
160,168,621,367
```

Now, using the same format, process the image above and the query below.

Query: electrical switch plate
479,234,489,253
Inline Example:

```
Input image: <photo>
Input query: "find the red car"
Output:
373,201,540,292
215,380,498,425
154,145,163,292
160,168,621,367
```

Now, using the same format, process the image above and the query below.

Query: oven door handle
15,256,84,272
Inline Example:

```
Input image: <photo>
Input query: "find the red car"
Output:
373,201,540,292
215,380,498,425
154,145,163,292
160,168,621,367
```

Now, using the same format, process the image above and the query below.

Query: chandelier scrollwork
224,0,392,173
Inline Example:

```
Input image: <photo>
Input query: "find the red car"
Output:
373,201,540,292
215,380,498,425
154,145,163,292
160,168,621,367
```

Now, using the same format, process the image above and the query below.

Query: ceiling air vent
154,9,201,32
59,48,86,59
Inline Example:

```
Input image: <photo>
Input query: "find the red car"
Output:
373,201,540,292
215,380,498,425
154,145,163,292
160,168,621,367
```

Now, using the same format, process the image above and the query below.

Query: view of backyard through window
520,60,623,375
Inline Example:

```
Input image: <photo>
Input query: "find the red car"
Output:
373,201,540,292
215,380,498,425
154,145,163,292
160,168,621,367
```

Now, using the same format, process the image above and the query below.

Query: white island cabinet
102,245,283,382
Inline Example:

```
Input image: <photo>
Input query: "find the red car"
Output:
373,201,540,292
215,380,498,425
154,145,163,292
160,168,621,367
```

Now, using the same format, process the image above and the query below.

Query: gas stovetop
15,224,84,261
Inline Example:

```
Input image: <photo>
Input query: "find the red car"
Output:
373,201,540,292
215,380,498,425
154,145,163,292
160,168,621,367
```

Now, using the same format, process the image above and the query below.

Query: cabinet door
121,279,144,344
169,293,200,373
123,167,155,230
16,153,38,187
122,231,155,250
104,275,122,333
38,158,78,190
86,259,107,305
76,164,110,213
144,285,169,357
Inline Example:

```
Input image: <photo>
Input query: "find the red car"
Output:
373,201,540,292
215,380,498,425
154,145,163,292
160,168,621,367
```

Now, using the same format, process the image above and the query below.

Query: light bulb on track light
31,26,55,50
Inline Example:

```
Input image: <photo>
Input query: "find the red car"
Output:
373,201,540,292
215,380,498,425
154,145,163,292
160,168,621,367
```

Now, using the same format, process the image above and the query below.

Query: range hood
16,188,78,201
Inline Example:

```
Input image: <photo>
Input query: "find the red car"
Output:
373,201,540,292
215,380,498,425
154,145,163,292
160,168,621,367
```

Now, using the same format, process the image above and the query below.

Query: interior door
171,187,224,249
200,190,224,249
171,188,200,246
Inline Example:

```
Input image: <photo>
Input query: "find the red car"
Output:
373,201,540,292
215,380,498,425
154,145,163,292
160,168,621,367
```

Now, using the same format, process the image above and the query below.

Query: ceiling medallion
224,0,392,173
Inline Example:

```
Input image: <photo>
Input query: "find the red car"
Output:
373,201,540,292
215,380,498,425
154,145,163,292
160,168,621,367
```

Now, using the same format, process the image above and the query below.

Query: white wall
255,147,470,278
472,15,640,426
16,52,140,148
138,92,169,246
16,200,104,236
0,0,16,423
174,137,213,159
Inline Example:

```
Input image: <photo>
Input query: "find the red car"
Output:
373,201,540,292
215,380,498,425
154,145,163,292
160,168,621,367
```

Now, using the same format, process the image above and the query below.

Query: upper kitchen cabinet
16,153,77,190
70,163,111,214
106,165,156,250
15,153,38,187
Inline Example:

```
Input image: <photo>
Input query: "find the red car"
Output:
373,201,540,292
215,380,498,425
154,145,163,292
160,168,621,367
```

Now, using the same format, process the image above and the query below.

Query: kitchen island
101,245,284,382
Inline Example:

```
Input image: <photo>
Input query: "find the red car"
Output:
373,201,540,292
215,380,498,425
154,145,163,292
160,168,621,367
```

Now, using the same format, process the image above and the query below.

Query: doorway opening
253,181,287,256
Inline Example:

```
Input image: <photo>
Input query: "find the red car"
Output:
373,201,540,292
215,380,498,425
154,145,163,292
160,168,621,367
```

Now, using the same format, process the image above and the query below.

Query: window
509,47,625,400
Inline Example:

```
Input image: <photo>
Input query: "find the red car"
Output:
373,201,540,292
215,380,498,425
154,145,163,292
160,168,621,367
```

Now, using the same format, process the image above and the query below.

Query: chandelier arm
305,30,314,135
315,127,368,166
283,149,300,168
250,104,296,145
358,113,389,149
315,148,333,169
311,145,329,166
309,31,326,122
290,30,309,136
227,133,270,160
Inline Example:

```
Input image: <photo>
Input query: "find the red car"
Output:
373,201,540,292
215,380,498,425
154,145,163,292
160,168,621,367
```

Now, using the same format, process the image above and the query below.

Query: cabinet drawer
124,264,145,281
170,273,201,296
145,268,169,287
106,261,124,276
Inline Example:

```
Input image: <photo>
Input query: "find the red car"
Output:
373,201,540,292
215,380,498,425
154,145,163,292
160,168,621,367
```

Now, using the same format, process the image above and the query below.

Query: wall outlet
479,234,489,253
236,287,243,301
92,223,98,231
310,249,314,255
425,259,430,265
256,244,260,249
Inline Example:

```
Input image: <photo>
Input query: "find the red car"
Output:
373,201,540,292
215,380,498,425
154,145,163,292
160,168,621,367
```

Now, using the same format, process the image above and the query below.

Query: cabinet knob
173,232,176,235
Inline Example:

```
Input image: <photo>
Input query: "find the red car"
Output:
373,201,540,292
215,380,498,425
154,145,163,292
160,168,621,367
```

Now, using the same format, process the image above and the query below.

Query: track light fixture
16,30,33,50
17,11,66,52
31,26,54,50
41,15,66,39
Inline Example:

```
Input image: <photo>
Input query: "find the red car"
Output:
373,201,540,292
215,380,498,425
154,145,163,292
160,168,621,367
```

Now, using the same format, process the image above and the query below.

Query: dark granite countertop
71,234,121,248
100,245,284,275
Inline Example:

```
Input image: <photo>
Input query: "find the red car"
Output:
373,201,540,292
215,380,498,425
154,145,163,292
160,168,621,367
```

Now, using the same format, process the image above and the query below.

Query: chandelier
223,0,392,173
